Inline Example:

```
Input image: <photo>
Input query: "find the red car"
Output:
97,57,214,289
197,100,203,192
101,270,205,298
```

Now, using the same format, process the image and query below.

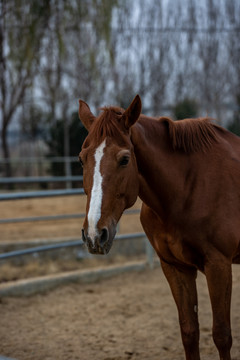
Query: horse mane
162,117,219,153
91,107,219,153
90,106,125,145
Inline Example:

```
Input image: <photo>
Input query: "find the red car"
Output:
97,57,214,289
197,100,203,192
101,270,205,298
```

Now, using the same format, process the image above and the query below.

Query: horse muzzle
82,225,116,255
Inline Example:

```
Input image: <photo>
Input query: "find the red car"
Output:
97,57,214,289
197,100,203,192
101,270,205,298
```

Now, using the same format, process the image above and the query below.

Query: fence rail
0,188,85,200
0,213,85,224
0,156,78,164
0,176,83,184
0,233,146,260
0,156,80,181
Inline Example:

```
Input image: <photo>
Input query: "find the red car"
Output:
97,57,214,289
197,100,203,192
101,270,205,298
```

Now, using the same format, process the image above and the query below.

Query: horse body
78,95,240,360
131,116,240,267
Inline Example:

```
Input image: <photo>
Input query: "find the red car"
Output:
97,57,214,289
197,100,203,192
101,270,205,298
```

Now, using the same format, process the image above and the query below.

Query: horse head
78,95,142,254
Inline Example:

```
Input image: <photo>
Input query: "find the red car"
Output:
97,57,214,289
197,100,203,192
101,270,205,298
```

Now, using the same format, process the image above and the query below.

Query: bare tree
225,0,240,103
0,0,50,177
2,0,240,181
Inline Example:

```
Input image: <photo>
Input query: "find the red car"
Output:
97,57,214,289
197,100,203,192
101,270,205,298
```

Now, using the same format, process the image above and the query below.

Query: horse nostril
99,227,109,247
82,228,87,243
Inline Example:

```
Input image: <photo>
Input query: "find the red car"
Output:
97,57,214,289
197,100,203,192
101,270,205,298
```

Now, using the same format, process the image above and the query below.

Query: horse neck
131,116,189,219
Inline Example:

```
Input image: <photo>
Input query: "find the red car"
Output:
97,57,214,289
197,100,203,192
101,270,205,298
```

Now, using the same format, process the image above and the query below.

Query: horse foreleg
205,258,232,360
161,260,200,360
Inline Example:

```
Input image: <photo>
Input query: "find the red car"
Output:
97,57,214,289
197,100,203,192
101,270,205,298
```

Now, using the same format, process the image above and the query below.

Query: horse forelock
89,106,126,146
162,117,219,153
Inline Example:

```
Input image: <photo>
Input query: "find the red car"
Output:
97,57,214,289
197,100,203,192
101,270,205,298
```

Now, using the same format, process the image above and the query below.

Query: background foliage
0,0,240,176
46,113,88,177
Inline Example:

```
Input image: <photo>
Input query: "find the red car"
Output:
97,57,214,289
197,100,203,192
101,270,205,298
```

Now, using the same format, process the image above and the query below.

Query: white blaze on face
88,139,106,241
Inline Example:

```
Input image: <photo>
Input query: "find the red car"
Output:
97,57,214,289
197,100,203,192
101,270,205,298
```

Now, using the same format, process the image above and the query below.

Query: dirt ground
0,196,240,359
0,266,239,360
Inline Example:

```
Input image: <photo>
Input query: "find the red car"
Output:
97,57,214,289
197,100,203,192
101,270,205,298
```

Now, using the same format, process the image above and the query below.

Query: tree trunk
1,123,12,179
63,105,71,189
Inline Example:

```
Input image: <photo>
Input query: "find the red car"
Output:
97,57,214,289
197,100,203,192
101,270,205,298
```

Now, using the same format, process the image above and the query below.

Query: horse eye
119,156,129,167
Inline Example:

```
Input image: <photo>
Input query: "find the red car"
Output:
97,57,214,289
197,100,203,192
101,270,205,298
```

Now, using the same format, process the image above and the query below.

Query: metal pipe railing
0,188,85,201
0,156,78,164
0,213,85,224
0,176,83,184
0,233,146,260
0,175,153,266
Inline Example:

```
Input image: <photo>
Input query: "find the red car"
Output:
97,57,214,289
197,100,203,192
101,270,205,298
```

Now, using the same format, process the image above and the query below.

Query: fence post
64,157,72,189
64,115,72,189
144,237,154,269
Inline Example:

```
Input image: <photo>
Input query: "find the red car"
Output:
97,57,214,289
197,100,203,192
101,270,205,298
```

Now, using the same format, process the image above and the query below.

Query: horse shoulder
140,203,203,269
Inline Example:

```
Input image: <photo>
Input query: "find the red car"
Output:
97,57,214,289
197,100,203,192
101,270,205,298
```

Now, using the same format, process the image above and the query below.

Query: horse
78,94,240,360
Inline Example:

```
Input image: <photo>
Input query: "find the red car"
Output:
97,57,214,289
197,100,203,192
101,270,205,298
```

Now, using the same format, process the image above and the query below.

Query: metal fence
0,175,154,267
0,156,80,189
0,188,85,200
0,175,83,184
0,156,77,164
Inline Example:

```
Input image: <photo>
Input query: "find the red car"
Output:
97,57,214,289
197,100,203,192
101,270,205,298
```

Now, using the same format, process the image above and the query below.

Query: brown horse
78,95,240,360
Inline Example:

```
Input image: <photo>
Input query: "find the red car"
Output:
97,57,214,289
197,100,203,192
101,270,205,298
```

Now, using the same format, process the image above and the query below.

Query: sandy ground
0,266,239,360
0,196,240,359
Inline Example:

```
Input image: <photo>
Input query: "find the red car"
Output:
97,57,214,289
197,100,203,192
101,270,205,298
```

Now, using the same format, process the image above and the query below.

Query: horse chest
141,203,202,268
159,233,202,269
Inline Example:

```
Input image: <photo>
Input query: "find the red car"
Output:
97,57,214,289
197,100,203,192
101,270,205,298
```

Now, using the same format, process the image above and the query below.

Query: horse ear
123,94,142,130
78,100,96,130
